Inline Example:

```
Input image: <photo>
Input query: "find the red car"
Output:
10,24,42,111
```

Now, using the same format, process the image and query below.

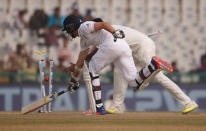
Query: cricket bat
21,88,69,114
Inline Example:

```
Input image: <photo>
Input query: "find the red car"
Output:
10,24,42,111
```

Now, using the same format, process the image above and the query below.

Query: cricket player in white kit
63,16,173,115
106,25,198,114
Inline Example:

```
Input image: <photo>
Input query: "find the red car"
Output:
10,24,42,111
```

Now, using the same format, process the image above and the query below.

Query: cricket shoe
106,109,118,114
106,104,125,114
96,106,107,115
182,101,198,114
82,109,93,115
152,56,173,73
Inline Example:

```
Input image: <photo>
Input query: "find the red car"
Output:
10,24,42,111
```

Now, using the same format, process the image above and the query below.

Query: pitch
0,111,206,131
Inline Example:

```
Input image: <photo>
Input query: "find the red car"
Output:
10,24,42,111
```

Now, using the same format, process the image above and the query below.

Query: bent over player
62,16,173,115
106,25,198,114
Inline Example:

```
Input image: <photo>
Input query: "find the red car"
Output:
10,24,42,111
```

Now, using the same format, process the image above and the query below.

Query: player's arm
76,49,90,68
94,22,115,33
86,47,98,62
67,46,100,93
66,49,89,93
66,47,97,72
94,22,125,41
68,46,98,76
66,49,89,76
66,48,93,93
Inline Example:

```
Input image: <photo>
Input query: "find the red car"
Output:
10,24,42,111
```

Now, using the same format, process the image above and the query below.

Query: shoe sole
96,112,107,115
152,56,173,73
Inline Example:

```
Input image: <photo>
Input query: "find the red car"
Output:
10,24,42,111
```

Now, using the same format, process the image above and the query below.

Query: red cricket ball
44,76,49,82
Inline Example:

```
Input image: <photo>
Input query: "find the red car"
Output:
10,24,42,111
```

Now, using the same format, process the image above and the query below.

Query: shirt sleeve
78,21,95,37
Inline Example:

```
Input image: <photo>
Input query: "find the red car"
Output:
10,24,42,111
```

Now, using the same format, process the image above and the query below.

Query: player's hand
113,29,125,42
68,78,80,93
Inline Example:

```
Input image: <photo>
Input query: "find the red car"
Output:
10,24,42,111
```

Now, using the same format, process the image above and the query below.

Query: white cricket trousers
89,39,137,87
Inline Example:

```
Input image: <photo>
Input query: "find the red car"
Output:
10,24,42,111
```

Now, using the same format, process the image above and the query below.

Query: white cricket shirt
78,21,114,50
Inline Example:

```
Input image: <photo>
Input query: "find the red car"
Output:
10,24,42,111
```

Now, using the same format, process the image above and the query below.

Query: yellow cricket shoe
106,109,118,114
182,103,198,114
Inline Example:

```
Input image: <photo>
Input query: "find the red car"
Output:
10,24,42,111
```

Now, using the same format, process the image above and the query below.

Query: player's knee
89,58,103,75
89,60,96,74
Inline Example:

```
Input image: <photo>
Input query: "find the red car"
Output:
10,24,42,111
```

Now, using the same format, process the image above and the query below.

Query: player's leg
107,61,160,114
99,39,171,93
137,38,198,113
132,38,198,113
88,47,118,115
154,72,198,114
115,53,173,90
88,71,106,115
88,40,136,115
106,66,128,114
107,39,156,114
89,63,105,115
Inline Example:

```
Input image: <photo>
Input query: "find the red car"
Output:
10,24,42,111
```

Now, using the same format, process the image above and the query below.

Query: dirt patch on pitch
0,111,206,131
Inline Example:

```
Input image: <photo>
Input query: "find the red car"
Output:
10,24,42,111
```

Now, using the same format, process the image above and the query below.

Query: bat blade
21,94,55,114
21,89,68,115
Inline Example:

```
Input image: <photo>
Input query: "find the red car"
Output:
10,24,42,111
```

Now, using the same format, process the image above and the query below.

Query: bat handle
57,90,66,96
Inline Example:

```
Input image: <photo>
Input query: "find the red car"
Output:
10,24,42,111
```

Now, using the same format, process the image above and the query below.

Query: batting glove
68,78,80,93
113,29,125,42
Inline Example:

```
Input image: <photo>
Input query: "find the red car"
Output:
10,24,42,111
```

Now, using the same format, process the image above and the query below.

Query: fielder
62,16,173,115
105,25,198,114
